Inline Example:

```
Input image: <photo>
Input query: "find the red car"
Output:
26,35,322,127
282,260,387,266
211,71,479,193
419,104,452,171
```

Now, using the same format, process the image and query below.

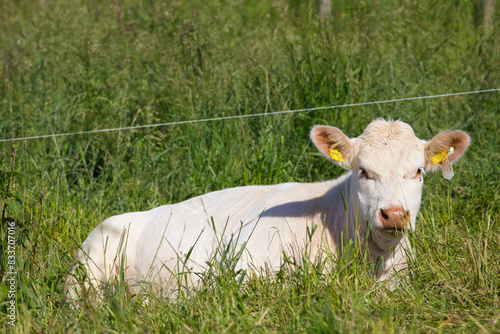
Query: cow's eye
359,168,369,179
415,168,425,180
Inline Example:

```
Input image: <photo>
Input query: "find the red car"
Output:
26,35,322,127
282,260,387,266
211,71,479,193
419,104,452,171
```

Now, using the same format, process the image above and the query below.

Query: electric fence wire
1,88,499,143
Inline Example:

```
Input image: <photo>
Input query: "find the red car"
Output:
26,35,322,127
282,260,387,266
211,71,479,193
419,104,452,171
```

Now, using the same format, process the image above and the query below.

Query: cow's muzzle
378,207,410,230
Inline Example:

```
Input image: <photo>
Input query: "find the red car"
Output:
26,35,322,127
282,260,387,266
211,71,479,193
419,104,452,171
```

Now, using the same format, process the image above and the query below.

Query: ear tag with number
433,151,447,164
329,148,343,162
433,147,455,164
433,147,455,180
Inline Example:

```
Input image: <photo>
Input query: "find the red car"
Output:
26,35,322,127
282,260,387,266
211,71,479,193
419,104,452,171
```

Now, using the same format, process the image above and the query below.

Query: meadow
0,0,499,332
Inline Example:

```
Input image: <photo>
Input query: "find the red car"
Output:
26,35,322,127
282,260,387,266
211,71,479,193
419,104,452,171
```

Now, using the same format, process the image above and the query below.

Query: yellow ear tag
329,148,343,162
433,150,448,165
433,147,455,165
433,147,455,180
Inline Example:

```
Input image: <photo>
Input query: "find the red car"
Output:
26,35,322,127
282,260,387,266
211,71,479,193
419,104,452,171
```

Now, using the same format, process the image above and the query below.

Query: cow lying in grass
68,119,470,298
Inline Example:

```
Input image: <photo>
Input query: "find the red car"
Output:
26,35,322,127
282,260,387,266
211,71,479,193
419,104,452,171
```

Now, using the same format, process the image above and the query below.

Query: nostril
400,210,410,222
381,209,389,220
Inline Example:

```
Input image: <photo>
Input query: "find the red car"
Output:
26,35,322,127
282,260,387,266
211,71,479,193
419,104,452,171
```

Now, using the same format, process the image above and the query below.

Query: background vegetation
1,0,499,332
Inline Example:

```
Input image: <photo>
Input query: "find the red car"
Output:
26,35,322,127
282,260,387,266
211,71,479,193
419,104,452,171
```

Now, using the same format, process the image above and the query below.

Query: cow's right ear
310,125,355,169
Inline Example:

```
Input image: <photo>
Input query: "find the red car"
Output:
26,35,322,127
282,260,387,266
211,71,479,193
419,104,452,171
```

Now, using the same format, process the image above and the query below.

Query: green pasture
0,0,499,332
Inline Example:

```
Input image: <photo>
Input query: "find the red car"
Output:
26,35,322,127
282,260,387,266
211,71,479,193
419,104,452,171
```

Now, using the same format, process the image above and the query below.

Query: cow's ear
310,125,355,169
424,130,470,173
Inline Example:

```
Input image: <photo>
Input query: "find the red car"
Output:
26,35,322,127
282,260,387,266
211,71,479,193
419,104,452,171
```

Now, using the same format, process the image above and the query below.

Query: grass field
1,0,499,332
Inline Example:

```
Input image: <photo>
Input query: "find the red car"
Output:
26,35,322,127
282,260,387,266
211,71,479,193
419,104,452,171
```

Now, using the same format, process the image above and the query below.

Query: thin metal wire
1,88,499,143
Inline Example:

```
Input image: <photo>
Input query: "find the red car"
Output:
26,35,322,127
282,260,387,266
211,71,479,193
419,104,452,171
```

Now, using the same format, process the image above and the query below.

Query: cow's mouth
381,226,407,234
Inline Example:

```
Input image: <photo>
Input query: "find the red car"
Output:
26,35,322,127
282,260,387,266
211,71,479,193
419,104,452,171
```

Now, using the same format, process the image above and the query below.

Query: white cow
68,119,470,298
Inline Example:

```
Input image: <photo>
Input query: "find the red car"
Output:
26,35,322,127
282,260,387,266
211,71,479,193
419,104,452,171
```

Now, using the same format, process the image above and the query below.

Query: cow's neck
368,234,412,283
322,173,366,257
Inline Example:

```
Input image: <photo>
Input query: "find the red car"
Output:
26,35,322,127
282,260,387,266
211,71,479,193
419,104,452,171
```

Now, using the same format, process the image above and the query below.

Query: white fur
68,119,470,297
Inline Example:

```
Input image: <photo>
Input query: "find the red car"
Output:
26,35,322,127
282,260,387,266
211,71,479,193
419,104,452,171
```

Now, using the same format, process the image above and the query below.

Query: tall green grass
1,0,499,332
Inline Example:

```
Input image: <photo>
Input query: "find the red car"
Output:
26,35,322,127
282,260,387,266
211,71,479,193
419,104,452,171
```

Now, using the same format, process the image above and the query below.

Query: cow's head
310,119,470,249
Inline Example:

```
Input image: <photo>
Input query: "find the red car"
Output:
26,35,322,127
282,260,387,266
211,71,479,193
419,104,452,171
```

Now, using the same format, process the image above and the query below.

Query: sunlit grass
0,0,499,332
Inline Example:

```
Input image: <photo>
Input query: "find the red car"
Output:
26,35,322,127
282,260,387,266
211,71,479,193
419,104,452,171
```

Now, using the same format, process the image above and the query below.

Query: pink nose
379,207,410,230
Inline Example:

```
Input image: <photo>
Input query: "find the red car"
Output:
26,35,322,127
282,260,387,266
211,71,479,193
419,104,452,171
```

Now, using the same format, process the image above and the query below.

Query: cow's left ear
310,125,356,169
424,130,470,173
